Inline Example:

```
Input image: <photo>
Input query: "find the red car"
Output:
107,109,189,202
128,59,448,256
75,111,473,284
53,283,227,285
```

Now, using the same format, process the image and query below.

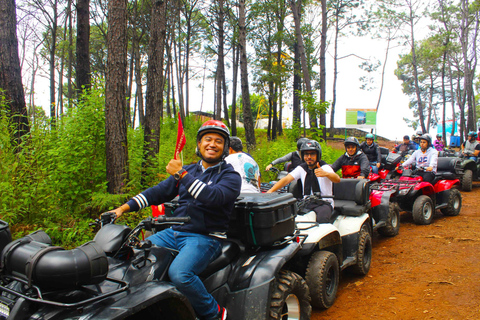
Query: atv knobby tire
378,202,400,237
269,270,311,320
305,251,340,309
350,224,372,275
440,188,462,216
412,195,434,225
461,169,473,191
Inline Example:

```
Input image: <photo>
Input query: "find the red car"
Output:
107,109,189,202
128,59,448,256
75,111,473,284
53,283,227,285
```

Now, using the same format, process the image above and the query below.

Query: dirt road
312,182,480,319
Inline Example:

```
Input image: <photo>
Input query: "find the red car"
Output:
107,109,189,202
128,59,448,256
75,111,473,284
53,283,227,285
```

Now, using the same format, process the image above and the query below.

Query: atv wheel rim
326,266,337,297
391,212,398,228
281,294,300,320
423,202,433,220
453,196,460,210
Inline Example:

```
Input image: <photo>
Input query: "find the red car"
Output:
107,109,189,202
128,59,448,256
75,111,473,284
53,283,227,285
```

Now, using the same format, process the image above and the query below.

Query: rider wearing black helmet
401,134,438,183
266,137,308,172
461,131,480,161
360,133,382,174
267,139,340,223
331,137,370,179
108,119,241,320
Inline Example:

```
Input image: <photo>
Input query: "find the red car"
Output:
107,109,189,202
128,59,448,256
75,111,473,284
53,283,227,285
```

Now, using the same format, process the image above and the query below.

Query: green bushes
0,89,344,247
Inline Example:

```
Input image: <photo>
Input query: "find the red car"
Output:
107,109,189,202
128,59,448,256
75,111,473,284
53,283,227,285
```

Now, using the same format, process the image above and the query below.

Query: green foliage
1,87,345,248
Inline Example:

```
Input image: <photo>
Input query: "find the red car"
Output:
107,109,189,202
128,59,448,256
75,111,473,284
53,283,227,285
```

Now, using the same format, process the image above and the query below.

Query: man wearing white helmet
401,134,438,183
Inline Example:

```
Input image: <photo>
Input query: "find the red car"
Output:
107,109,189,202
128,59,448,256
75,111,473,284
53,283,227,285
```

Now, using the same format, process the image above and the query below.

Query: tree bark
76,0,91,92
239,0,256,150
0,0,30,147
319,0,327,140
230,42,239,136
105,0,129,194
144,0,167,159
290,0,316,128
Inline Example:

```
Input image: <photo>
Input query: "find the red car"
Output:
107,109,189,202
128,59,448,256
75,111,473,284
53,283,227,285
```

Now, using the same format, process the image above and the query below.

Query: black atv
437,150,479,191
0,193,311,320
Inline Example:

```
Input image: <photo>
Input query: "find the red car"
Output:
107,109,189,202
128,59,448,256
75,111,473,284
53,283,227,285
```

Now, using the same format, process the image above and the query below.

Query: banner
437,120,458,135
174,113,186,159
345,108,377,129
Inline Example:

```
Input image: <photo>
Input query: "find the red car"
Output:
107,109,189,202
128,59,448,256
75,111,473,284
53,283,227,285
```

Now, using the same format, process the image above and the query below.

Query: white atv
290,178,373,309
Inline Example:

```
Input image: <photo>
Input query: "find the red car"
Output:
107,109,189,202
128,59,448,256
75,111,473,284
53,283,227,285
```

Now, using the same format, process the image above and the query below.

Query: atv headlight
398,188,410,196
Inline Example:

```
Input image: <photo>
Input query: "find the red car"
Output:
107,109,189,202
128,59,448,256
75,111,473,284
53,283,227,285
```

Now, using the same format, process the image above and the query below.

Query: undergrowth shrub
1,87,345,248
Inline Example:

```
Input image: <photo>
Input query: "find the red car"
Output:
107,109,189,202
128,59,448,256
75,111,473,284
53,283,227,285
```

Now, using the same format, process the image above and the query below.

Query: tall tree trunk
105,0,129,194
290,0,316,128
215,0,225,122
293,42,301,124
67,0,73,104
319,0,327,140
134,42,145,127
49,0,58,125
407,3,426,133
144,0,167,160
76,0,91,92
0,0,30,147
330,16,339,133
230,42,239,136
239,0,255,150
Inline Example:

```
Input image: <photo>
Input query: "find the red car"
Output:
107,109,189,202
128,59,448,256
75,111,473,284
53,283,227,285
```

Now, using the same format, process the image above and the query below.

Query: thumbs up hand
314,163,327,177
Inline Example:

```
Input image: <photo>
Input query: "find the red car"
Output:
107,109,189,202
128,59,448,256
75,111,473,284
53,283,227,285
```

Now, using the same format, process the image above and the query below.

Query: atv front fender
36,282,196,320
434,179,460,193
414,182,435,196
461,158,477,173
214,242,301,320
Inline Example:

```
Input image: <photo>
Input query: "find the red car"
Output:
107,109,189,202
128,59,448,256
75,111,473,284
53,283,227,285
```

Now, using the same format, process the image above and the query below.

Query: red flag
174,112,186,159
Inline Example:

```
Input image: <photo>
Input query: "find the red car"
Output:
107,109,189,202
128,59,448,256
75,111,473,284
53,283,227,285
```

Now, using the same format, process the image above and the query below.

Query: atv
370,167,462,225
436,151,479,191
285,178,373,310
0,193,312,320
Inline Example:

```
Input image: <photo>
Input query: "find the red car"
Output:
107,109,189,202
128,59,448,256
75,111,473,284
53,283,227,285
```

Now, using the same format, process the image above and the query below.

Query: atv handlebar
268,166,280,173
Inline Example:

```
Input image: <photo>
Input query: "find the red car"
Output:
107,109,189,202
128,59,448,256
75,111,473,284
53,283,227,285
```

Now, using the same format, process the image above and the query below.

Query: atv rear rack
370,179,420,192
0,274,129,309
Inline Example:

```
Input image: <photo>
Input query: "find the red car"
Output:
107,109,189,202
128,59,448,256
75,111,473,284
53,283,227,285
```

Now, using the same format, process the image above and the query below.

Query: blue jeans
370,162,379,174
147,228,222,318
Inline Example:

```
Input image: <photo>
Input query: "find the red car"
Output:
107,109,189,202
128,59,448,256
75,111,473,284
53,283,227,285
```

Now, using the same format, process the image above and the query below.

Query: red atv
370,167,462,225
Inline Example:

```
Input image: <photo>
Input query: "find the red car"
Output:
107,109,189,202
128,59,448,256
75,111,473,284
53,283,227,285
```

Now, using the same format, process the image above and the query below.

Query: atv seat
199,239,240,278
332,179,371,217
434,157,459,182
379,147,390,165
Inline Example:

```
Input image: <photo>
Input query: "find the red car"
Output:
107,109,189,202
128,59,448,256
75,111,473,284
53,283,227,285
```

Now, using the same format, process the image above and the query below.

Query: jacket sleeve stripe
193,184,206,199
133,194,148,209
189,179,202,194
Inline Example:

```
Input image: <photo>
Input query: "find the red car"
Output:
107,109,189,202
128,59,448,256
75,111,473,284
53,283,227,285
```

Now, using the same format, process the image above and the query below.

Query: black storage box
229,193,297,246
0,220,12,254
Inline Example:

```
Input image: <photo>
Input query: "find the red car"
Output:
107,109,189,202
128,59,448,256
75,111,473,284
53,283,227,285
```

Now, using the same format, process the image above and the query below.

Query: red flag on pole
174,112,186,159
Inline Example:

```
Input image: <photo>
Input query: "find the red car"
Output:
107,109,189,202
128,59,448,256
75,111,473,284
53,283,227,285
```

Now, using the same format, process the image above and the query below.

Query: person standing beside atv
266,140,340,222
400,134,438,183
461,131,480,161
434,134,445,151
265,137,308,172
331,137,370,179
108,120,241,320
225,136,261,193
392,135,418,153
360,133,381,174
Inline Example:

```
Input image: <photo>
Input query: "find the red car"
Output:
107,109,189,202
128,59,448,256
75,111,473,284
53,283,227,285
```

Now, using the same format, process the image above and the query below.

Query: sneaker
218,307,227,320
205,305,227,320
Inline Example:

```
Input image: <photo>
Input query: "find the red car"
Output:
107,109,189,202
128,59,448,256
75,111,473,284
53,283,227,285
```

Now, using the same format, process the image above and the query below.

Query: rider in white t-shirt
224,137,261,193
267,140,340,223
